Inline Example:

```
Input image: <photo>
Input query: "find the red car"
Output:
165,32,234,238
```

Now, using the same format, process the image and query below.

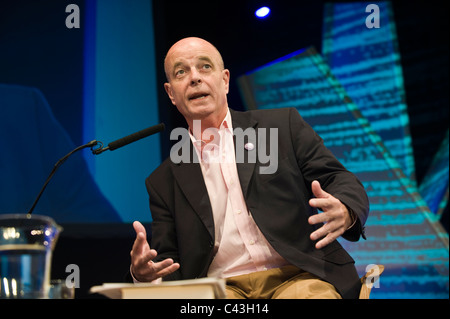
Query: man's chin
187,104,215,118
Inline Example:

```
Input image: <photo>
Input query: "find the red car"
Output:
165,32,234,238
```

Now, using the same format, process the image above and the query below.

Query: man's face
164,38,230,126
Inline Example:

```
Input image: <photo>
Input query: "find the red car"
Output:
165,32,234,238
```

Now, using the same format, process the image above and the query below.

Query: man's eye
175,69,185,76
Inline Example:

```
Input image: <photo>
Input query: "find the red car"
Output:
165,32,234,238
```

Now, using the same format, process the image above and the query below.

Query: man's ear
223,69,230,94
164,82,176,105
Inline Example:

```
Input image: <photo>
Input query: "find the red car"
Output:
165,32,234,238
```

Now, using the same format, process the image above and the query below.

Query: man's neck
188,107,229,141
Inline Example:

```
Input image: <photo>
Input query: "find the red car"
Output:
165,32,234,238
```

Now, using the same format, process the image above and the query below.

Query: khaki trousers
225,265,342,299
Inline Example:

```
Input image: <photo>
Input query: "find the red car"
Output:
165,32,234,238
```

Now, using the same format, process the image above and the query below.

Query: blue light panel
237,47,449,299
419,130,449,217
322,2,416,185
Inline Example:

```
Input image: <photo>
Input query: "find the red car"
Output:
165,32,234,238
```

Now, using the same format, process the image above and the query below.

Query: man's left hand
308,180,353,249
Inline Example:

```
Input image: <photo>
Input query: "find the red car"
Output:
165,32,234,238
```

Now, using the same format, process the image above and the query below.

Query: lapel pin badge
244,142,255,151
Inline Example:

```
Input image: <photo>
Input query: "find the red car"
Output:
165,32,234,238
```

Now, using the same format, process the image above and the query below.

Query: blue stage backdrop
237,46,449,298
0,0,160,224
419,130,449,218
322,1,416,185
0,83,122,223
321,1,449,224
237,1,448,299
82,0,161,223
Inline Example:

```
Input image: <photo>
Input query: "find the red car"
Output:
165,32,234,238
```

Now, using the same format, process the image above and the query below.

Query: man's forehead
169,37,215,53
166,38,222,63
167,43,217,61
170,55,215,67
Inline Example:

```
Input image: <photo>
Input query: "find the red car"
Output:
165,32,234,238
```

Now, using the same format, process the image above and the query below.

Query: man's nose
190,68,202,85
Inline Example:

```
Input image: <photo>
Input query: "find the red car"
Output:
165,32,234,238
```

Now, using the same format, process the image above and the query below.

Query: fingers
309,220,343,249
131,221,155,281
133,220,147,237
311,231,338,250
131,246,157,266
152,259,180,279
132,257,180,282
309,209,347,249
130,221,180,282
130,238,156,275
309,181,333,212
311,180,329,199
308,181,348,249
132,221,150,256
308,180,346,222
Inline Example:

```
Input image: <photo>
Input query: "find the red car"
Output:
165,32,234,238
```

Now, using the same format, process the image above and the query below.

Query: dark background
0,0,448,298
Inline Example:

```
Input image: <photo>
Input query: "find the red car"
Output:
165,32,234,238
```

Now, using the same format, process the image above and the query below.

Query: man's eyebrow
173,61,185,70
170,56,216,74
198,56,214,65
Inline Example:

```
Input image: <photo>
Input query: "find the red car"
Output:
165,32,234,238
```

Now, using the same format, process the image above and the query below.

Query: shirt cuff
346,208,358,231
130,265,162,284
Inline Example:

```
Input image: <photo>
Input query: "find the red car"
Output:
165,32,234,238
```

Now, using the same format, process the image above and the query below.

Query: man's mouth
188,93,209,101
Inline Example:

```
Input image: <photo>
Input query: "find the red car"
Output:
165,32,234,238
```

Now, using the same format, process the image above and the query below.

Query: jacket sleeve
145,176,183,281
288,107,369,241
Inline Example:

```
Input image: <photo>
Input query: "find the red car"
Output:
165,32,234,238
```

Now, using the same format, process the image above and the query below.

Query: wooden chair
359,264,384,299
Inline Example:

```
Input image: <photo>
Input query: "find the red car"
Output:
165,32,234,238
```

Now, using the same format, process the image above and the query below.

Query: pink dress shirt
190,109,290,279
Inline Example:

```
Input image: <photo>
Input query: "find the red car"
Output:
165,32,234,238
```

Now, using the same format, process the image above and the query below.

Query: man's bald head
164,37,225,81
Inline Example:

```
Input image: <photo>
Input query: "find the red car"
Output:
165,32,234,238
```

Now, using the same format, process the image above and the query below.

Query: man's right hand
130,221,180,282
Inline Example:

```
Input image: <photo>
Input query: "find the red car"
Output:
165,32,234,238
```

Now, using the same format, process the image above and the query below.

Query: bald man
129,37,369,299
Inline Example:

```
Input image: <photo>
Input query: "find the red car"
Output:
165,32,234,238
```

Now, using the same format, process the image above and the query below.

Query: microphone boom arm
26,122,165,216
27,140,99,216
91,140,108,155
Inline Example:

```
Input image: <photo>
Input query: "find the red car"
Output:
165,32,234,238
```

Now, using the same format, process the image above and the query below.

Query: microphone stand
26,123,165,217
26,140,100,217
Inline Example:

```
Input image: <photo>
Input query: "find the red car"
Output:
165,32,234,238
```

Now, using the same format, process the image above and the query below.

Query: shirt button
236,210,242,215
249,240,255,245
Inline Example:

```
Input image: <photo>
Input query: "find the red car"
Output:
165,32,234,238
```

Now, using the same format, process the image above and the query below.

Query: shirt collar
189,108,233,147
221,108,233,133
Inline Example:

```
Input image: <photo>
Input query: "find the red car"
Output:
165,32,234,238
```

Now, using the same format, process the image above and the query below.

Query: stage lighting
255,6,270,19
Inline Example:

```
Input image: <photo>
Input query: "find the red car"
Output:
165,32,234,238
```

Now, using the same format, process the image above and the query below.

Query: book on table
89,277,226,299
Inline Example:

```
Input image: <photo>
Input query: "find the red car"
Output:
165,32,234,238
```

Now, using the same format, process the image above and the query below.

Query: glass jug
0,214,62,299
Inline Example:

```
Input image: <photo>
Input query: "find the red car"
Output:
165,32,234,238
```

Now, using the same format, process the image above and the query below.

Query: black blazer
145,107,369,299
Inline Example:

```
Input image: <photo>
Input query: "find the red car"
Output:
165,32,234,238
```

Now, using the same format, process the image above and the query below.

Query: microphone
27,123,165,216
91,123,165,155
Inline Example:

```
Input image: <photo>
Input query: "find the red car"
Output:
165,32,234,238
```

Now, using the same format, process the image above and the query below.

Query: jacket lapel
230,109,258,199
171,142,215,240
